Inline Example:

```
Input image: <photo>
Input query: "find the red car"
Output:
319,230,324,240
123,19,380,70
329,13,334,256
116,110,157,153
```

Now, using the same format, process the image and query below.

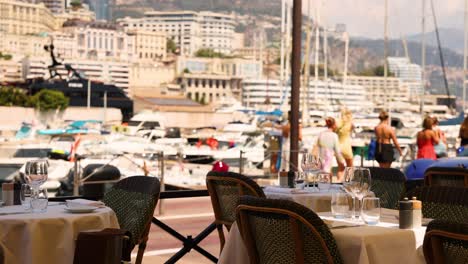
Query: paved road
136,196,221,263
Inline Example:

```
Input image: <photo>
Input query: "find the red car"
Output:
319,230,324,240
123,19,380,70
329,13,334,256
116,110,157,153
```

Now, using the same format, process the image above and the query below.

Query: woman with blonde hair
336,108,353,181
416,116,439,160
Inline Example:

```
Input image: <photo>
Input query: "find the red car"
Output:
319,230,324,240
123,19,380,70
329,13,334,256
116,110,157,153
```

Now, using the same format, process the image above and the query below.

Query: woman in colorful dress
416,116,439,160
316,117,345,174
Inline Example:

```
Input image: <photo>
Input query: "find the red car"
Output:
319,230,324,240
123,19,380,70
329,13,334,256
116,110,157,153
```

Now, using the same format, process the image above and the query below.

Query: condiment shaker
399,197,422,229
279,170,288,187
2,183,14,206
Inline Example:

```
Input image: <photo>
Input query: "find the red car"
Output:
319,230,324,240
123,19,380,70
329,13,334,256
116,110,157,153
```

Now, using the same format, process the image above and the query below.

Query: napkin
263,186,308,194
66,199,105,208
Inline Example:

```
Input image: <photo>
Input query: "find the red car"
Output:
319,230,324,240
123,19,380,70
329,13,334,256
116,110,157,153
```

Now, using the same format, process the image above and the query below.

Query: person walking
432,117,447,158
416,116,439,160
336,108,353,181
374,111,403,168
315,117,345,174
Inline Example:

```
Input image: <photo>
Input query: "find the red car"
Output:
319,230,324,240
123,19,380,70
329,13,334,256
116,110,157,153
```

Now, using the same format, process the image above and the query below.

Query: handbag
367,138,377,160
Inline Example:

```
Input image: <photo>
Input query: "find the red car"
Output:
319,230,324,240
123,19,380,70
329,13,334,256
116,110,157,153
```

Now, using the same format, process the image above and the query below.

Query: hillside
406,28,464,55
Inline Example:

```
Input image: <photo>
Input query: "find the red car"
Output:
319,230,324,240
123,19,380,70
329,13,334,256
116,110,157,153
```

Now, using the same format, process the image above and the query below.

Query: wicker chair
424,166,468,188
406,186,468,223
423,220,468,264
103,176,161,264
206,171,265,252
236,196,343,264
366,167,406,209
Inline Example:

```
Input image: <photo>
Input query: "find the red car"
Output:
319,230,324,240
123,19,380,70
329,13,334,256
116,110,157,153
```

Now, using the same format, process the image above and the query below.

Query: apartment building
126,29,167,61
0,0,58,35
345,76,409,105
176,56,262,79
118,11,236,56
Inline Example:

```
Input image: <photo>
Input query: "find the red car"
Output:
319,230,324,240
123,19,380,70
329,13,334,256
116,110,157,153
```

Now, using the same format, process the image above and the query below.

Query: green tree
28,89,69,111
0,86,29,106
183,68,190,74
0,52,12,60
70,0,82,9
358,65,394,77
167,39,177,54
195,48,230,58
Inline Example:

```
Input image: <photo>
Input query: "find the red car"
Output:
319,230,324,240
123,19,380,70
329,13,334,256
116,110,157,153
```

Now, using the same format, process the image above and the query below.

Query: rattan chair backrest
406,186,468,223
424,166,468,188
206,171,265,226
103,176,160,246
236,196,343,264
423,219,468,264
366,167,406,209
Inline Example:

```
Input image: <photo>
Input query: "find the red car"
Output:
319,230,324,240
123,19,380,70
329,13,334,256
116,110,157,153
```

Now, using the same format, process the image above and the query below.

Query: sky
295,0,465,38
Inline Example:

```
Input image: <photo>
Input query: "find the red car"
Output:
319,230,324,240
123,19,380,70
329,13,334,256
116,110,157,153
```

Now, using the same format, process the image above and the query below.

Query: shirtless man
374,111,403,168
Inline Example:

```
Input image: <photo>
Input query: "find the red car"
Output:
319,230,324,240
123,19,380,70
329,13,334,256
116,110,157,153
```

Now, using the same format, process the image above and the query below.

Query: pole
313,1,321,101
343,33,349,99
464,0,468,112
87,79,91,109
103,91,107,124
290,0,302,172
384,0,389,111
421,0,426,113
280,0,286,89
73,159,79,196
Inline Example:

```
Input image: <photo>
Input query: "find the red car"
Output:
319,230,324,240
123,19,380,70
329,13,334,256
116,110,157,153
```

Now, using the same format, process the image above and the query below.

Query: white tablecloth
0,203,119,264
264,185,344,213
219,209,426,264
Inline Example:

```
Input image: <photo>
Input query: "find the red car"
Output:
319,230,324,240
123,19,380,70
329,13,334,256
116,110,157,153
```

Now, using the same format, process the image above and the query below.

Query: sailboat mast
314,0,321,101
384,0,389,112
280,0,286,89
421,0,426,113
302,1,312,125
464,0,468,112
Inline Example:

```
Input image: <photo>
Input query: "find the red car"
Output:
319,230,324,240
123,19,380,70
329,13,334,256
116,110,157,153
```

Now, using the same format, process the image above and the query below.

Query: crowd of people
313,109,455,179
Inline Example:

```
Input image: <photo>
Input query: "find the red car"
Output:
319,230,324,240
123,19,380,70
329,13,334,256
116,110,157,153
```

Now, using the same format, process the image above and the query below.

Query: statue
44,42,83,80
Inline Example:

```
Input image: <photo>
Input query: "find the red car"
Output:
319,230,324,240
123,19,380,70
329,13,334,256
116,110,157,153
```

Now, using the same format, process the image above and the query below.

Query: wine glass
294,171,306,190
317,173,331,192
302,153,321,191
344,167,371,221
24,159,49,211
342,167,357,219
24,159,49,190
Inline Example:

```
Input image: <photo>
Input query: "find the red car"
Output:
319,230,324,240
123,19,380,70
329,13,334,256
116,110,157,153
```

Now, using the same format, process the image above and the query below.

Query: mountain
349,37,463,69
406,28,464,54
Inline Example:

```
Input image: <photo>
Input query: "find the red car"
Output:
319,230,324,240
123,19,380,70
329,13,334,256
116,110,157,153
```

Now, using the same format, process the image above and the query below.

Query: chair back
103,176,160,248
236,196,343,264
424,166,468,188
366,167,406,209
406,186,468,223
423,220,468,264
206,171,265,226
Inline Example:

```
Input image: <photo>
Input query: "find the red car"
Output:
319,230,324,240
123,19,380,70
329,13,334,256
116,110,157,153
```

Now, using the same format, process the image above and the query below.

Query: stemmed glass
24,159,49,212
343,167,371,221
301,153,322,191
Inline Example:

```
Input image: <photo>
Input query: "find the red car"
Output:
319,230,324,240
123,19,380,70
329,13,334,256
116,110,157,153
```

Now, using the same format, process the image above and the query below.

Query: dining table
264,185,369,213
0,202,119,264
218,208,427,264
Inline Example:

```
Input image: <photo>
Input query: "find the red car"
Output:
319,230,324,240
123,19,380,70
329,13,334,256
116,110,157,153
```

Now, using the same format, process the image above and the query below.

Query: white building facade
387,57,422,97
117,11,236,56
